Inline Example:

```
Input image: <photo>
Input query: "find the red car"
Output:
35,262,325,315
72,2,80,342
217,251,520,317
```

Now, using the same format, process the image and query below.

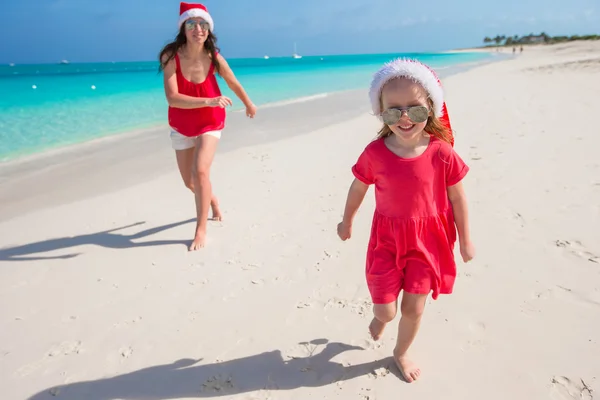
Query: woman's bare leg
175,146,222,221
189,134,220,250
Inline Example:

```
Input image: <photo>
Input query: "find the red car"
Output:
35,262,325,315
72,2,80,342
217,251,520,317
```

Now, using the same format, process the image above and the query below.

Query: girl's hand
245,103,257,118
337,221,352,241
460,241,475,262
210,96,233,108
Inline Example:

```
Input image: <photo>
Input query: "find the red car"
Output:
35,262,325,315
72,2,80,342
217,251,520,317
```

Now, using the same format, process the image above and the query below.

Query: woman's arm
447,181,475,262
162,55,231,109
216,54,256,115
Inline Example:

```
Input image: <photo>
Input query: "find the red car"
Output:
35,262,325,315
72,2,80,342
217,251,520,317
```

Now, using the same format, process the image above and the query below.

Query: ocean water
0,52,493,161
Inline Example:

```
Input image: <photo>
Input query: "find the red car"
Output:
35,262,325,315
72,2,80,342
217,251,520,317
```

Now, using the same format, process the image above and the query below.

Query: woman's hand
210,96,233,108
245,103,257,118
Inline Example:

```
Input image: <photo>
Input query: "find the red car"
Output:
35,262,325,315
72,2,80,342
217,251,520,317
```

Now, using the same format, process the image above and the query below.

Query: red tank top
168,53,226,137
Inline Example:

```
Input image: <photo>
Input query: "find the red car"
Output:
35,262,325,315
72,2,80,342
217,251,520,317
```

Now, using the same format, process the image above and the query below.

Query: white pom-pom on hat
369,58,444,120
178,2,214,31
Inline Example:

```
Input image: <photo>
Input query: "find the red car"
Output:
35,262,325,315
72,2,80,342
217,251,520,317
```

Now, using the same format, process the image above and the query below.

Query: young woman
159,2,256,250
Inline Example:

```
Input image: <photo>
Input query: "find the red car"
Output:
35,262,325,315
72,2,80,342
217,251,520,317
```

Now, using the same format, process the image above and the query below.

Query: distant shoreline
0,51,494,164
451,36,600,53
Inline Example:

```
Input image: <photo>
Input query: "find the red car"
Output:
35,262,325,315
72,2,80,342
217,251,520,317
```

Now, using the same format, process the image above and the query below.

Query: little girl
337,59,475,382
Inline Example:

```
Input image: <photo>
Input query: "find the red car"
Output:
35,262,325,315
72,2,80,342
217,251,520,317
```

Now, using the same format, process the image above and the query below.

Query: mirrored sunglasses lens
382,109,401,125
185,20,209,30
407,106,429,123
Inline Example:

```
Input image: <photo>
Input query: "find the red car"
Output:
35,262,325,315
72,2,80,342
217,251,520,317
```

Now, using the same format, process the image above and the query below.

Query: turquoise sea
0,52,493,161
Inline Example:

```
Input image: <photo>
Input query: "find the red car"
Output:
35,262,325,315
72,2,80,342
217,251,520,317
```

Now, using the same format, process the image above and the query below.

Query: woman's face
183,18,210,45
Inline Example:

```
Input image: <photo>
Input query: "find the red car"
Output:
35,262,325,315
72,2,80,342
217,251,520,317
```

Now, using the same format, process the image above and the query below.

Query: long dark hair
158,24,221,75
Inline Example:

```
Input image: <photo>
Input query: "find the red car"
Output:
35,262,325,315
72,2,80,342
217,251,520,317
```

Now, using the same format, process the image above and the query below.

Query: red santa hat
369,58,454,145
178,2,214,31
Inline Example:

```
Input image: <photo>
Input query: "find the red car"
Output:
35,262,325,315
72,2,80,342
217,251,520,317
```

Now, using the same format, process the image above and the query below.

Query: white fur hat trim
178,8,214,31
369,58,444,120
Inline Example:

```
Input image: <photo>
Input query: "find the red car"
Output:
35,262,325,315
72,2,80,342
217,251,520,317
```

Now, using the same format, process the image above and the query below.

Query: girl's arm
216,54,256,116
162,55,232,109
448,181,475,262
338,179,369,240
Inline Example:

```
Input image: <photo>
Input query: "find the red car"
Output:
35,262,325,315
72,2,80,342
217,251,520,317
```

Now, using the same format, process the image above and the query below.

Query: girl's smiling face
380,77,432,142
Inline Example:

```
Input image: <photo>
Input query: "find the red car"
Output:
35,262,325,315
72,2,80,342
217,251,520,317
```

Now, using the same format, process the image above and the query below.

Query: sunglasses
185,19,210,31
381,106,429,125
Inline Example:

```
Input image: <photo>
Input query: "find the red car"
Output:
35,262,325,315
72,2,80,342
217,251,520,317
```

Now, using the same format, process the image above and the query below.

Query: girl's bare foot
369,317,387,341
189,227,206,251
393,349,420,383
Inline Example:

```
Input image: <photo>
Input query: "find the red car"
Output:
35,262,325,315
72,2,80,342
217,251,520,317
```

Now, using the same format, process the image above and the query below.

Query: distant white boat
9,63,15,67
264,55,270,59
59,59,69,64
292,42,302,59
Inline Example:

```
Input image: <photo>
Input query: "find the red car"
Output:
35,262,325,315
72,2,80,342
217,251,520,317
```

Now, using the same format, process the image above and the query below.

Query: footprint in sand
460,322,487,352
550,376,593,400
283,339,330,361
16,341,82,377
469,321,486,335
359,338,383,350
555,240,599,264
120,346,133,359
324,298,372,318
513,212,526,227
296,301,313,309
457,270,473,279
201,374,235,393
242,263,261,271
369,366,391,380
531,288,553,301
314,249,339,271
48,341,82,357
527,285,600,310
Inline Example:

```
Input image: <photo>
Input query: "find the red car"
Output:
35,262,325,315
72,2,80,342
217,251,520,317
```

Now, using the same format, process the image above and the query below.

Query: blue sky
1,0,598,64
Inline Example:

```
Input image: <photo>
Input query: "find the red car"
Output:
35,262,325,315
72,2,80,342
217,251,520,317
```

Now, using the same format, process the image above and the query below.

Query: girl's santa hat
369,58,454,143
178,2,214,31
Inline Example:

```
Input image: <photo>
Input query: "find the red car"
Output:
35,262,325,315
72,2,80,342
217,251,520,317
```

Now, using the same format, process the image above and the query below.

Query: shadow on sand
27,339,399,399
0,219,196,262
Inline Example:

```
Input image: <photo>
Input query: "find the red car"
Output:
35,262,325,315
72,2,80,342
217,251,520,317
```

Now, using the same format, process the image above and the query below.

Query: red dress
352,136,469,304
168,53,225,137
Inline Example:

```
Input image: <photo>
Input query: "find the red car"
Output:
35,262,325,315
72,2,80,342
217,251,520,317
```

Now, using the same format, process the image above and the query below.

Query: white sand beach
1,41,599,400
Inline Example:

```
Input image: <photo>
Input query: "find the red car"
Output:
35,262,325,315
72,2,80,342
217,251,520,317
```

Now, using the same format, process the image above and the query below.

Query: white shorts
170,129,222,151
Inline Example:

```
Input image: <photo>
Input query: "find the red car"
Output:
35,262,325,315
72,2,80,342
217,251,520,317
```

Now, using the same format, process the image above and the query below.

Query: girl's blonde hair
376,84,453,144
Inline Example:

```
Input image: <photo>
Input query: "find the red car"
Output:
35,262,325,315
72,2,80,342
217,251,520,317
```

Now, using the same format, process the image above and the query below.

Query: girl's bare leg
393,292,428,383
370,301,398,341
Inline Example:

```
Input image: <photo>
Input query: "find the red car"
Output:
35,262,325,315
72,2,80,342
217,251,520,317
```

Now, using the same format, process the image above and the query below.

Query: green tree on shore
482,32,599,46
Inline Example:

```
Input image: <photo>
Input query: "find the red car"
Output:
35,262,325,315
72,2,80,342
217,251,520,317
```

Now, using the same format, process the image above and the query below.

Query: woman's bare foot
189,227,206,251
393,349,420,383
210,206,222,221
369,317,387,341
210,198,222,221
